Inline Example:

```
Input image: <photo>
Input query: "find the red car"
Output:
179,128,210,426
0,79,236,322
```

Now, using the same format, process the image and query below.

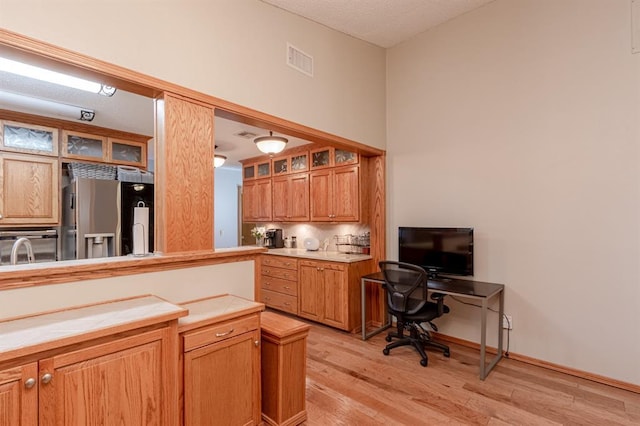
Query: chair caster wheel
444,350,450,358
382,348,390,356
385,335,392,342
420,358,428,367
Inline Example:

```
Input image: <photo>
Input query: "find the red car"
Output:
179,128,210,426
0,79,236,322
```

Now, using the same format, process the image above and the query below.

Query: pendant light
254,131,288,155
213,145,226,168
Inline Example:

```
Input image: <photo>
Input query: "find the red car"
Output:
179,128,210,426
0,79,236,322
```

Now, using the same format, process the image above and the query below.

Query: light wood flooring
301,321,640,425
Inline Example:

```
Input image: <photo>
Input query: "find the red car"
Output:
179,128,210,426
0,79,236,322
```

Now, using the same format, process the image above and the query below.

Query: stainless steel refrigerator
62,178,154,260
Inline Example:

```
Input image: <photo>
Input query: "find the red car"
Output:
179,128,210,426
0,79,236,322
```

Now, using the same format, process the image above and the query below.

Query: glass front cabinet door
61,130,108,162
0,120,59,156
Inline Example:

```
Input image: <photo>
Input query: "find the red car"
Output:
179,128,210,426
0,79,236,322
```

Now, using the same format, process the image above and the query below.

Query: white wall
0,0,386,150
214,167,242,248
387,0,640,385
0,261,255,319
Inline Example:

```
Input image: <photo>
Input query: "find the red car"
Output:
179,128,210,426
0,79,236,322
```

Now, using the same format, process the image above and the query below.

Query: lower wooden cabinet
181,301,262,426
0,327,176,426
297,259,373,332
260,255,298,315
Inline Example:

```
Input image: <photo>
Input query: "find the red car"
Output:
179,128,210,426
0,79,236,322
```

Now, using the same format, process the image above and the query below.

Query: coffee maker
264,229,284,248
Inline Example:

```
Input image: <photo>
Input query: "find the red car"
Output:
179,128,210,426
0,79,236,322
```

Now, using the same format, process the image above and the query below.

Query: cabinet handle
265,282,271,286
284,273,289,277
320,268,325,271
284,302,291,306
316,267,320,271
41,373,53,384
254,340,259,347
24,378,36,389
215,328,235,337
284,286,290,290
265,269,270,273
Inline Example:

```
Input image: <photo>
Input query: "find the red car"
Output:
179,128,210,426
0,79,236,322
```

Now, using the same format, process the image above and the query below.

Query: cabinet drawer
183,315,259,352
261,290,298,315
262,266,297,281
261,275,298,296
262,256,297,270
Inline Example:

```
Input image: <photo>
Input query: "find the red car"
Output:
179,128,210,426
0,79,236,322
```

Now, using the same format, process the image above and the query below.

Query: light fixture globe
254,131,288,155
213,154,227,168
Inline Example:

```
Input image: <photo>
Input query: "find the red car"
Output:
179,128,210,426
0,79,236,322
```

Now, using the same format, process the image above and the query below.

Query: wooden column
155,93,214,253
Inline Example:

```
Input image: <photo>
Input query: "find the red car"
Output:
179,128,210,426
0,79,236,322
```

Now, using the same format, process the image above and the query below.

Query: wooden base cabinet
260,256,298,315
0,362,38,426
180,297,263,426
260,312,310,426
298,259,372,332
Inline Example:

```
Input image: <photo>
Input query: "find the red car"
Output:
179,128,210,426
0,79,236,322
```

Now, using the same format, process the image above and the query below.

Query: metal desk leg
361,278,391,341
480,297,487,379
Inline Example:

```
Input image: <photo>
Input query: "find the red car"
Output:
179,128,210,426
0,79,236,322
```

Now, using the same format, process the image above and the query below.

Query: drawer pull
215,328,235,337
284,273,289,277
284,286,290,290
255,340,260,347
284,302,291,306
24,378,36,389
265,297,271,301
265,282,271,286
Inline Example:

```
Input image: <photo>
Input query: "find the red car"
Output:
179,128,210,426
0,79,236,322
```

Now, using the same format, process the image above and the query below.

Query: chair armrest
430,292,447,316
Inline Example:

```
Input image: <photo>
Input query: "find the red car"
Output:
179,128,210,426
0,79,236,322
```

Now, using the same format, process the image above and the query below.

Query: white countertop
0,295,187,362
178,294,264,331
265,248,372,263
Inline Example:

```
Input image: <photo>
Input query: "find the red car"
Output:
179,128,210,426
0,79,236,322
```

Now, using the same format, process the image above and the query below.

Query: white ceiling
261,0,495,48
0,0,495,168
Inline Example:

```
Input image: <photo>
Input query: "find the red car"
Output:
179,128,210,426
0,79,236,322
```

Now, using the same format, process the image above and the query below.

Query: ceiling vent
287,43,313,77
234,130,259,139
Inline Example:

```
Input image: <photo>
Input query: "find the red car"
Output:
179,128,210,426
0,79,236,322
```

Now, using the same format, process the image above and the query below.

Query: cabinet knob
284,286,290,290
41,373,53,384
254,340,259,347
215,328,235,337
265,282,271,286
24,378,36,389
284,302,291,306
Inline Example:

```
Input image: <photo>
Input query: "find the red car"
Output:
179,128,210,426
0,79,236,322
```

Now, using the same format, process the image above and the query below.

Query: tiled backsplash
261,223,370,252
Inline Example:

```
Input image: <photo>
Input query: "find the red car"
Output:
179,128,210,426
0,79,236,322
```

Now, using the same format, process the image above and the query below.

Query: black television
398,227,474,278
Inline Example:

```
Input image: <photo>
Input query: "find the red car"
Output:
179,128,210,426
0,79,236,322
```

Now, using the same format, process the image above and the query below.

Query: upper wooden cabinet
61,130,108,162
108,137,147,168
272,173,309,222
310,165,359,222
0,120,59,157
243,159,271,180
310,147,358,170
243,178,272,222
0,152,59,225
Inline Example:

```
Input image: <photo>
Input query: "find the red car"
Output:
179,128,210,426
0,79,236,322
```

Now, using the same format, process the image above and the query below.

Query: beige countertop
0,295,188,363
178,294,264,332
265,248,372,263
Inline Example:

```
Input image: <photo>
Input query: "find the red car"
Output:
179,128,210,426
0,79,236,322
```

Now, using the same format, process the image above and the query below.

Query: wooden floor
301,321,640,425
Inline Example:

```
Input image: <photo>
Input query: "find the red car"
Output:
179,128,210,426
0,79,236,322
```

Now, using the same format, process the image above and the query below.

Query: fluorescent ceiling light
0,89,95,122
0,57,116,96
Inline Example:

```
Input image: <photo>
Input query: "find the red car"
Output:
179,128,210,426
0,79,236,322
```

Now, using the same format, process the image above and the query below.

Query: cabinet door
309,169,332,221
321,264,349,330
0,120,58,156
332,165,359,222
242,180,256,221
108,138,147,168
61,130,108,162
184,329,261,426
39,329,168,426
288,173,310,221
0,152,59,225
254,178,272,222
271,175,289,221
298,262,323,322
0,363,38,426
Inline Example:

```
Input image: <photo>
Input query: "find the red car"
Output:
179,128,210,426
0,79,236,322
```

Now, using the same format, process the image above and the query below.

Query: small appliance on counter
303,237,320,251
264,229,284,249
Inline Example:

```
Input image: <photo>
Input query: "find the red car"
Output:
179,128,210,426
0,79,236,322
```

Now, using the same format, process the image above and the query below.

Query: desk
360,272,504,380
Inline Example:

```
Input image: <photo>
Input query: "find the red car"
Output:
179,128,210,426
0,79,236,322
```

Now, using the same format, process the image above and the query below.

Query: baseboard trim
432,332,640,394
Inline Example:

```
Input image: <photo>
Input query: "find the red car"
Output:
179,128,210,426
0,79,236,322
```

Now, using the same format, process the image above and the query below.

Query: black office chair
379,261,451,367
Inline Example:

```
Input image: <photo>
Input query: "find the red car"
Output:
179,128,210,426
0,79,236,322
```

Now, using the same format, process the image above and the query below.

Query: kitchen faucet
10,237,35,265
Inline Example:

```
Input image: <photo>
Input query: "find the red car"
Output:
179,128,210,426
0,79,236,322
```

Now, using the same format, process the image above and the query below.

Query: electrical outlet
503,315,513,330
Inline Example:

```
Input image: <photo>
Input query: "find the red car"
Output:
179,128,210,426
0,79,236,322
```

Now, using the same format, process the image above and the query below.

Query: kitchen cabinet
0,295,185,426
310,165,359,222
298,260,349,329
0,120,58,157
0,152,59,225
260,255,298,314
271,151,309,176
243,178,272,222
0,362,37,425
180,296,263,426
310,147,358,169
108,137,147,168
272,173,309,222
243,160,271,180
61,130,108,162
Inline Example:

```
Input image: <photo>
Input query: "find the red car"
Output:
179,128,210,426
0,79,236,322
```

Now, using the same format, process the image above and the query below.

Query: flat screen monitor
398,227,474,278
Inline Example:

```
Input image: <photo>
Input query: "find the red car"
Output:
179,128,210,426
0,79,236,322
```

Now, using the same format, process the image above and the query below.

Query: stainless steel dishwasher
0,229,58,265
